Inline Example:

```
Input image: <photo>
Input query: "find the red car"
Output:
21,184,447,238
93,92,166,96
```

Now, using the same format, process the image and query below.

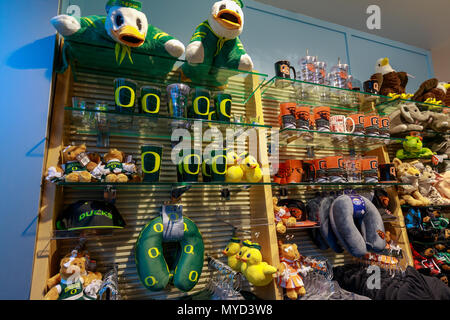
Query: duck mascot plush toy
51,0,185,77
222,237,242,272
181,0,254,87
239,153,263,183
240,243,277,286
225,150,244,182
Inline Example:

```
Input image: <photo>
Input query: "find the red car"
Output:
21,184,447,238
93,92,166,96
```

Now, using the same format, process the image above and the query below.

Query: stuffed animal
393,158,430,206
45,252,102,300
225,150,243,182
239,153,262,182
46,144,101,183
413,78,450,105
273,197,296,234
370,57,412,98
240,243,277,286
396,136,435,159
423,211,449,231
222,237,242,272
276,241,306,300
236,239,252,272
388,103,431,134
101,148,137,183
181,0,254,87
426,112,450,133
435,171,450,200
412,163,450,205
411,244,448,285
51,0,185,75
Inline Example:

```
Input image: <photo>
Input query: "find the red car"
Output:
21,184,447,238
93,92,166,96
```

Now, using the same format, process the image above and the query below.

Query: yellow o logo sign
144,276,158,287
141,151,161,174
153,223,163,233
183,154,201,175
115,86,135,107
219,99,232,118
193,96,210,116
148,247,160,258
184,245,194,255
212,155,227,174
70,289,77,295
188,270,199,282
141,93,160,114
184,223,188,232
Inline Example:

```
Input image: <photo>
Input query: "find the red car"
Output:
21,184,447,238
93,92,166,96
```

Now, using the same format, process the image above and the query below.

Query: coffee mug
324,155,346,183
295,106,311,130
139,86,161,115
344,157,362,183
313,106,330,132
347,114,365,136
210,149,227,182
141,145,162,182
313,158,328,183
177,149,202,182
190,87,211,120
302,161,316,182
214,93,232,122
363,79,380,94
364,115,380,137
275,60,297,79
379,117,390,138
114,78,137,113
379,163,397,183
361,156,379,183
330,115,355,134
280,102,297,129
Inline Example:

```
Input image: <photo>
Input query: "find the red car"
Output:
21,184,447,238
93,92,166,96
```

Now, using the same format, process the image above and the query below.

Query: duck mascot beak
111,25,145,47
214,9,242,30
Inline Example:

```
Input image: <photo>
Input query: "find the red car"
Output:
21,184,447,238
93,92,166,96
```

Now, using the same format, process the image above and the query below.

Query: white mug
330,115,355,134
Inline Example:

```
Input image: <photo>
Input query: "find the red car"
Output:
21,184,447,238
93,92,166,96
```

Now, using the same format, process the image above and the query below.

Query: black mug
379,163,397,183
363,80,380,94
275,61,297,79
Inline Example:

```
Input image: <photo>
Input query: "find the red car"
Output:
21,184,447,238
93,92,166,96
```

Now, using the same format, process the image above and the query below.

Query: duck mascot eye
181,0,254,87
51,0,185,77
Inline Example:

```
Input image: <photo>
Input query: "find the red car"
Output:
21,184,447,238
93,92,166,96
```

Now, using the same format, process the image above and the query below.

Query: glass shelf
270,128,405,152
63,40,267,90
246,76,392,110
65,107,270,140
401,204,450,210
286,221,319,230
377,97,450,116
272,182,407,188
56,181,274,190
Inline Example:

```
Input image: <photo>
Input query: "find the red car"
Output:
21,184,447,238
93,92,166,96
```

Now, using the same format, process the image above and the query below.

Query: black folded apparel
56,200,126,232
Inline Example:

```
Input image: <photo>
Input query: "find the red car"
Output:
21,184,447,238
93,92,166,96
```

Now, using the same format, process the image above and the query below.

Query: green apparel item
56,280,85,300
57,14,179,78
181,20,248,87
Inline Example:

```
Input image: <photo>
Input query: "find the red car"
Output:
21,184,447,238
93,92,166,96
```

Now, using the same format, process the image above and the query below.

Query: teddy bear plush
44,252,102,300
46,144,102,183
393,158,430,206
181,0,253,87
388,103,430,134
276,240,308,300
273,197,296,234
100,148,137,183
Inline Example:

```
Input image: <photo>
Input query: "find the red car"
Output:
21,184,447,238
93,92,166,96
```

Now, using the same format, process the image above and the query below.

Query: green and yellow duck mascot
181,0,254,87
51,0,185,77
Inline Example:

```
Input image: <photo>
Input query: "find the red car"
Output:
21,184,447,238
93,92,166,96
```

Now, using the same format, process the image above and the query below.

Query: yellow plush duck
226,150,244,182
236,239,252,273
222,237,241,272
240,243,277,286
239,153,262,183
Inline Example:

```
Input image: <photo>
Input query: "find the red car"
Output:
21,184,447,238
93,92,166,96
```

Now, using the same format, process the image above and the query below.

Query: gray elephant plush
388,103,430,134
426,112,450,133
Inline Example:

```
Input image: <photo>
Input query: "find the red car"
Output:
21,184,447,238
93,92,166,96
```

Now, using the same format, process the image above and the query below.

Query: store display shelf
377,97,450,116
51,229,117,240
273,182,407,188
65,107,271,134
286,222,320,230
56,181,274,190
270,128,405,152
246,76,391,109
64,40,267,90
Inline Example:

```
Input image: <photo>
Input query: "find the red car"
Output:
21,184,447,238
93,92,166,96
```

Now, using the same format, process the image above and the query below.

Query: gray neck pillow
329,195,386,257
319,196,344,253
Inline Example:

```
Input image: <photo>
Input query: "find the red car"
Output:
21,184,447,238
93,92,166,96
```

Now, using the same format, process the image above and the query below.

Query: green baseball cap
106,0,142,13
231,0,244,8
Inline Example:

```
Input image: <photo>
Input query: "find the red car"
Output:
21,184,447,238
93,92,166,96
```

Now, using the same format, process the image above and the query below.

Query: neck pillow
306,194,330,250
319,196,344,253
135,216,204,292
329,195,386,257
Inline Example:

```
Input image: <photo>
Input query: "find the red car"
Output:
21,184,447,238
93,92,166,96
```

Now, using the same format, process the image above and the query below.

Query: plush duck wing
51,15,81,37
413,78,439,102
262,263,277,275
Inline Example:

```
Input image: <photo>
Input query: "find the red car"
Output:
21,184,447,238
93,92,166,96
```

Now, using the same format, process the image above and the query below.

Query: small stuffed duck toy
222,237,241,272
240,243,277,286
239,153,262,183
181,0,254,85
50,0,184,69
236,240,252,273
225,150,244,182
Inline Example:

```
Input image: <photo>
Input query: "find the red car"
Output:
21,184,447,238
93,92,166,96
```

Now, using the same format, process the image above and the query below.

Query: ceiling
253,0,450,50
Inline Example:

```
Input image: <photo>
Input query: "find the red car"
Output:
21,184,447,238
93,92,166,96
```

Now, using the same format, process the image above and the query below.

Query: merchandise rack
30,38,417,300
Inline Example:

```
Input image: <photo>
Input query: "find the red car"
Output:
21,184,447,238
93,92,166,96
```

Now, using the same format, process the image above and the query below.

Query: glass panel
377,98,450,116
